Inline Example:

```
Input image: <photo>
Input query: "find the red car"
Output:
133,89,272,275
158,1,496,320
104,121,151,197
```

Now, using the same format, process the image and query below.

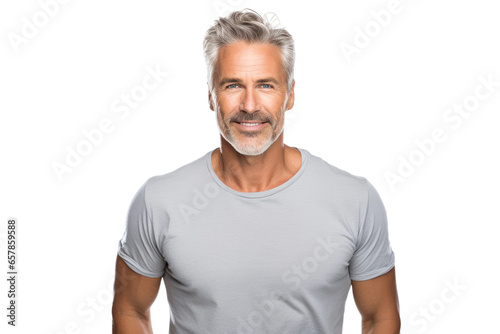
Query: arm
112,255,162,334
351,266,401,334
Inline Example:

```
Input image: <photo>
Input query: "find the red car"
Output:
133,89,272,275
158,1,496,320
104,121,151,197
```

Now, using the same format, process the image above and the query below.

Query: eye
261,84,272,89
226,84,239,89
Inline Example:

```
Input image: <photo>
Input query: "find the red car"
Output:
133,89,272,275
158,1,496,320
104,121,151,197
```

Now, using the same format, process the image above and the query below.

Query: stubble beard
214,95,287,156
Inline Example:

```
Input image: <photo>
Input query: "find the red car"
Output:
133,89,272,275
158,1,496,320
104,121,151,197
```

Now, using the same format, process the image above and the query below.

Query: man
112,9,400,334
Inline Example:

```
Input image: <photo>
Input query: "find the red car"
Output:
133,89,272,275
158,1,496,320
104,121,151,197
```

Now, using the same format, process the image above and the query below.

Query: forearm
112,308,153,334
362,317,401,334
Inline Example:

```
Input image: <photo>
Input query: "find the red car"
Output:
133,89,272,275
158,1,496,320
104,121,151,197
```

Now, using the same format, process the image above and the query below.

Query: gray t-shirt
117,147,395,334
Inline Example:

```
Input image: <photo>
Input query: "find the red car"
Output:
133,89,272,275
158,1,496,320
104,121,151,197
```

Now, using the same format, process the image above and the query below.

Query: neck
211,134,301,193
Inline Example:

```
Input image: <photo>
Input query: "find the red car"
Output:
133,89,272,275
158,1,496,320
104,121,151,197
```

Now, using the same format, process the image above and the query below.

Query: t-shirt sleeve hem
350,258,395,281
117,249,164,278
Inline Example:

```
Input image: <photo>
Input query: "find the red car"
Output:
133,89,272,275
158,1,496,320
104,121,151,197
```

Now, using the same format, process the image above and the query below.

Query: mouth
233,121,268,130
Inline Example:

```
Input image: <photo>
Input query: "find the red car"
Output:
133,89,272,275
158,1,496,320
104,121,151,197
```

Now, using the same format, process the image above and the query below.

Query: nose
240,87,259,114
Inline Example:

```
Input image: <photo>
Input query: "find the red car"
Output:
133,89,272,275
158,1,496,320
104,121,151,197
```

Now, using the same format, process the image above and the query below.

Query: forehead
217,41,283,76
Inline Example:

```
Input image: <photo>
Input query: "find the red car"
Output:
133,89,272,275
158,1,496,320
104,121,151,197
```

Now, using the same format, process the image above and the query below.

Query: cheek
262,92,287,109
218,95,239,114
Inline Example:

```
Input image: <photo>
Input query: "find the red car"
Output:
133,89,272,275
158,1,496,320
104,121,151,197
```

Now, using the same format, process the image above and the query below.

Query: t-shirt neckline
205,147,309,199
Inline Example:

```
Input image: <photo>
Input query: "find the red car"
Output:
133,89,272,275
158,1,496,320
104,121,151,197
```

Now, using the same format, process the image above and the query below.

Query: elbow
112,300,152,334
362,314,401,334
112,302,151,322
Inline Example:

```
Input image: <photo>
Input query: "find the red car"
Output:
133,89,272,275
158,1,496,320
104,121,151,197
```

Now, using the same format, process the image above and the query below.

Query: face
209,40,295,156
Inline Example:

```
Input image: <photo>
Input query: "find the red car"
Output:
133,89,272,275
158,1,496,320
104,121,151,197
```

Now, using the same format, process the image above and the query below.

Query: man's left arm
351,266,401,334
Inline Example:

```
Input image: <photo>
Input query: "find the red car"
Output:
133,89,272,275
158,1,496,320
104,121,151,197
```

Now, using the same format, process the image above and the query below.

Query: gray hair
203,9,295,96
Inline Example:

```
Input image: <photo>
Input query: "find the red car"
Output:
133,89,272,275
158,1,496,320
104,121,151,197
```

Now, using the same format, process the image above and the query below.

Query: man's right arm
112,255,162,334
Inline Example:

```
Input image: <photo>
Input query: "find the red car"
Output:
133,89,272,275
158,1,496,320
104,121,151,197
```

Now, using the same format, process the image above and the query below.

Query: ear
285,80,295,111
208,83,214,111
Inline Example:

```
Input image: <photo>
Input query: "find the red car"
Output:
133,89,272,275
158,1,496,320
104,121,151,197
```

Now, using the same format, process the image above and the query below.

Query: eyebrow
218,77,280,87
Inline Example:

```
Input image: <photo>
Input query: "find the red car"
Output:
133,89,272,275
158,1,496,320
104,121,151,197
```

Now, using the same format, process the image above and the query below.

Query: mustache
231,113,270,123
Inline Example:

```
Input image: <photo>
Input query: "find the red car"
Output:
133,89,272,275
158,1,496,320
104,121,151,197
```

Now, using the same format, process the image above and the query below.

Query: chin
231,139,275,156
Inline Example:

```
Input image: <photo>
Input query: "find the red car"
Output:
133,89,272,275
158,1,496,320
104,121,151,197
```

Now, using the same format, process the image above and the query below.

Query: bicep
112,254,162,315
351,266,400,323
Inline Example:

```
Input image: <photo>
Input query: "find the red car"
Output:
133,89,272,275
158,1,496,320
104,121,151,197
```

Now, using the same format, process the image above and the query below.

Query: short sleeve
349,180,395,281
117,179,166,278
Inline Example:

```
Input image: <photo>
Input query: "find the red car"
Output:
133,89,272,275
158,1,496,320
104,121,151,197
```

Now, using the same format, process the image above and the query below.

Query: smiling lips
234,121,267,130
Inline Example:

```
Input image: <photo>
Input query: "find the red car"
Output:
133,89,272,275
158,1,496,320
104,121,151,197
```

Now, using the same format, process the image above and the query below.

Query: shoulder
142,151,211,208
304,149,370,199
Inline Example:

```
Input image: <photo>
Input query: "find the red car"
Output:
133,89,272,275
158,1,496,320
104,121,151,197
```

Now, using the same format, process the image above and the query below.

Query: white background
1,0,499,333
